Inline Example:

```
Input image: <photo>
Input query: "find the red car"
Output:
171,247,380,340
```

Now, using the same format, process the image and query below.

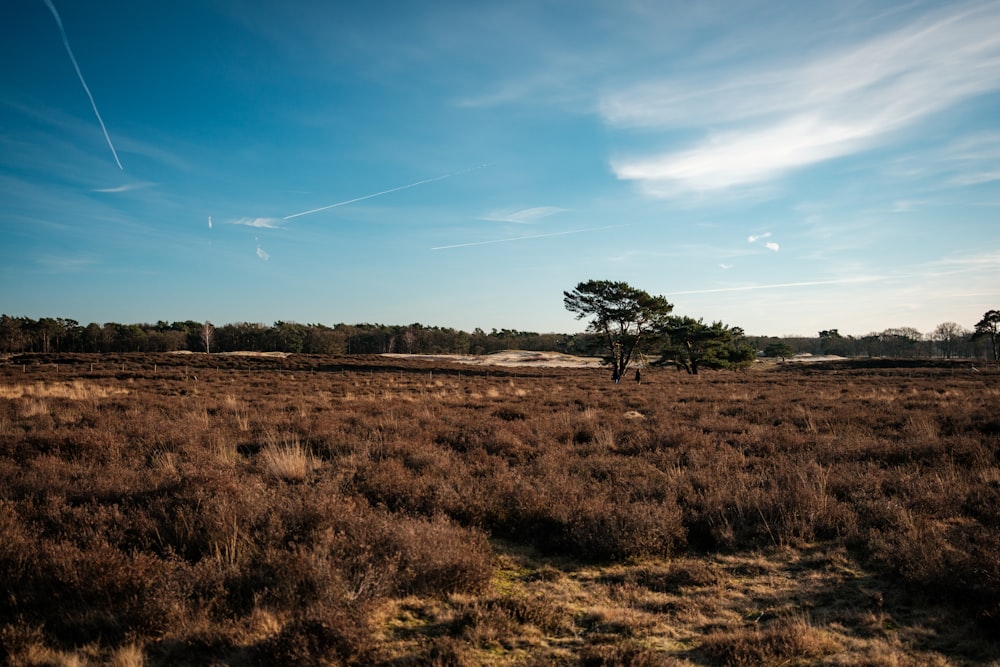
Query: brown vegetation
1,354,998,665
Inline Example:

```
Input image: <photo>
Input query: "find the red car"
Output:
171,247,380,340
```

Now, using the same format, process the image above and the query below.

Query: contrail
282,164,490,221
42,0,123,170
431,224,630,251
668,276,883,296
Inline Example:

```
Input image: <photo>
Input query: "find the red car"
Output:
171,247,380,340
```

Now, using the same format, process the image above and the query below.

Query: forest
0,316,593,357
0,314,994,360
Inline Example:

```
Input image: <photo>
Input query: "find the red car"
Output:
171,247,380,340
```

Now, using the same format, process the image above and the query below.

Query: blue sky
2,0,998,337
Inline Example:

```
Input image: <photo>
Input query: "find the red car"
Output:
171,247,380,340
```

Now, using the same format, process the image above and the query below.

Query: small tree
879,327,922,358
973,310,1000,361
932,322,969,359
763,341,794,361
402,328,417,354
564,280,674,382
34,317,63,354
659,317,752,374
200,321,215,354
271,321,307,353
818,329,851,356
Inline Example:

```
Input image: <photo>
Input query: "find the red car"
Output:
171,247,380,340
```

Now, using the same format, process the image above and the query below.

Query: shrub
698,617,840,666
255,605,370,667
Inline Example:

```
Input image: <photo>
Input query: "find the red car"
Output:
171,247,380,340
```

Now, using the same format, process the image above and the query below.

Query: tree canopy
563,280,674,382
763,341,794,361
973,310,1000,361
658,317,755,374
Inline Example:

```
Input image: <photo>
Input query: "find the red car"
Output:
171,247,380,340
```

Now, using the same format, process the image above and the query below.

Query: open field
1,353,998,665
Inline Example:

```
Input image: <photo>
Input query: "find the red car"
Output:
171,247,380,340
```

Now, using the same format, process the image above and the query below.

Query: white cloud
614,115,877,193
748,232,779,250
232,217,283,229
720,263,733,269
607,1,1000,194
92,182,152,193
256,243,270,261
479,206,568,224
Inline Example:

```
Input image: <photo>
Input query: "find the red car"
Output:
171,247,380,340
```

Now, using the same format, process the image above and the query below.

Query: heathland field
1,353,998,665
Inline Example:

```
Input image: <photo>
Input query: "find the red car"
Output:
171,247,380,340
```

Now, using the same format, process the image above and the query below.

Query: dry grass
1,354,998,665
259,433,314,481
0,379,129,400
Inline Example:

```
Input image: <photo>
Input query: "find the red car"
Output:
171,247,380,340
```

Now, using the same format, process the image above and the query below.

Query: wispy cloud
41,0,124,170
669,275,883,296
478,206,568,224
764,242,780,252
432,224,629,251
951,171,1000,186
255,240,270,261
606,1,1000,195
231,217,283,229
34,254,97,273
941,132,1000,186
886,131,1000,188
925,249,1000,275
890,200,921,213
92,182,151,193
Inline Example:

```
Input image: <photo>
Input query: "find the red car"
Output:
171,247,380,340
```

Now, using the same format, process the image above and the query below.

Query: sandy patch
784,353,847,363
381,350,603,368
168,350,291,358
217,351,291,358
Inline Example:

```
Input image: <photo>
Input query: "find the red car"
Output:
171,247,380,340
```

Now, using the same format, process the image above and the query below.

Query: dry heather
0,353,998,665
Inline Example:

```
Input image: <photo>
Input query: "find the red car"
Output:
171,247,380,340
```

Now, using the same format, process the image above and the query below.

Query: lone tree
564,280,673,382
200,321,215,354
763,341,794,361
973,310,1000,361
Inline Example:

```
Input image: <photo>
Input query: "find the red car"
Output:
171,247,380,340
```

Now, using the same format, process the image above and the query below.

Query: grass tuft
259,434,314,482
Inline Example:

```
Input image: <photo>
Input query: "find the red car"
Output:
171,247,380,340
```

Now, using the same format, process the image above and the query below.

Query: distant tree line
0,315,601,356
752,318,996,361
2,310,996,360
